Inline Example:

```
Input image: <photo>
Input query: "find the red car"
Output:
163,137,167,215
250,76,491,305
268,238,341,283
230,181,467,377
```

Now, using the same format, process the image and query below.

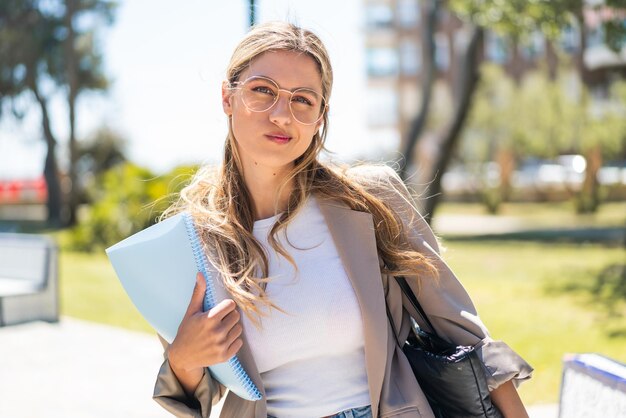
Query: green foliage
0,1,62,115
68,162,198,252
0,0,117,114
515,71,582,156
75,126,127,203
464,65,626,159
480,185,502,214
449,0,583,40
609,80,626,154
461,65,626,213
580,81,626,156
461,64,573,162
448,0,625,52
603,12,626,52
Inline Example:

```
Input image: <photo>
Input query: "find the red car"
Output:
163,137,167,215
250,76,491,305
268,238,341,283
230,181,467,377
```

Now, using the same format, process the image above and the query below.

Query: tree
0,0,116,226
574,81,626,212
64,0,116,225
74,126,127,205
462,64,626,213
69,162,198,251
457,64,517,212
401,0,626,221
1,2,66,224
452,0,626,214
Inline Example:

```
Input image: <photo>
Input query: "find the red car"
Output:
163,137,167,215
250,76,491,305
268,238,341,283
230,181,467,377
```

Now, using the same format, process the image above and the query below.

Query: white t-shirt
241,195,370,417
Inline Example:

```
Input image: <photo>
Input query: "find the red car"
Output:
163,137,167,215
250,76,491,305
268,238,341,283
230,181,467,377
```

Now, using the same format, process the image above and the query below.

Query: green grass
437,201,626,228
441,240,626,406
59,251,153,333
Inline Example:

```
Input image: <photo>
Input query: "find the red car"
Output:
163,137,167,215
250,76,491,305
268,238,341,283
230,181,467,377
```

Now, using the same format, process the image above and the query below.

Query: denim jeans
268,404,372,418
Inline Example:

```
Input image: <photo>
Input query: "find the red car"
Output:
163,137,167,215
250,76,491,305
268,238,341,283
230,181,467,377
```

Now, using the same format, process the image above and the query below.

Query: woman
153,21,533,418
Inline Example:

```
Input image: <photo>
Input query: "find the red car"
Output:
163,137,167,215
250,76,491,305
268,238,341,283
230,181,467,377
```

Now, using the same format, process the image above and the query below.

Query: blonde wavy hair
162,22,437,325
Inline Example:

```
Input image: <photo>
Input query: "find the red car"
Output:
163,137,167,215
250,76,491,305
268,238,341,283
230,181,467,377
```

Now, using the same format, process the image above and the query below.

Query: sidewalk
0,318,556,417
432,213,624,245
432,214,526,236
0,318,172,418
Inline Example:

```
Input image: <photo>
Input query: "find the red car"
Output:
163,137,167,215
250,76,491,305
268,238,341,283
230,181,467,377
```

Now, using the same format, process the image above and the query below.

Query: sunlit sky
0,0,392,179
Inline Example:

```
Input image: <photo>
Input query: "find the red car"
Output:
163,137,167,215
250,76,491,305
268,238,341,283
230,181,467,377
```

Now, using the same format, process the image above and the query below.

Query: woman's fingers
225,336,244,360
225,322,243,346
219,308,241,330
171,280,243,368
184,272,207,318
206,298,238,321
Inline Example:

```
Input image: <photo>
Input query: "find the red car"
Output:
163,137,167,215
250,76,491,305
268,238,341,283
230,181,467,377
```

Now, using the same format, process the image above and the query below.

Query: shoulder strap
385,297,402,348
395,276,440,338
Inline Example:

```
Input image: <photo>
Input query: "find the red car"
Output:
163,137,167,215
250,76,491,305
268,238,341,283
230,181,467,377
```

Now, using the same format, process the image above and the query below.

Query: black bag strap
394,276,440,338
385,296,402,348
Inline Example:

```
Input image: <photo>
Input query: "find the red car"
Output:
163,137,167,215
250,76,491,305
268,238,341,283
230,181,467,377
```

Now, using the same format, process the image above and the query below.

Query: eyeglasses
229,76,327,125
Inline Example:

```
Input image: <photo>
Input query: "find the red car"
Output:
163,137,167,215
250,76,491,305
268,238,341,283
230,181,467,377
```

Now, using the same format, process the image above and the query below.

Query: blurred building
0,176,48,222
363,0,626,153
364,0,458,148
0,178,47,205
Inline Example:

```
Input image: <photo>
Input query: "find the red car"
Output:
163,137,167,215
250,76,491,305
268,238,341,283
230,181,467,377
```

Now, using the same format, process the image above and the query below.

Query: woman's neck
243,165,293,221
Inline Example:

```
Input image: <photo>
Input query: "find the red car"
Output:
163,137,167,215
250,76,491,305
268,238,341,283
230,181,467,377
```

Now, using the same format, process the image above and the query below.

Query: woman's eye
292,95,313,106
252,86,275,95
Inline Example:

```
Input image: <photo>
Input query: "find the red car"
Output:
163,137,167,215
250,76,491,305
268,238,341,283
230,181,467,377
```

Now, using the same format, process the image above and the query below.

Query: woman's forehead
240,50,323,92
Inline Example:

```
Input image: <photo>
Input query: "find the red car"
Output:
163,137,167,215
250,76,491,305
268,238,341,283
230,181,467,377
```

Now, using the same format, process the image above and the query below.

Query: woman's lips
265,134,292,144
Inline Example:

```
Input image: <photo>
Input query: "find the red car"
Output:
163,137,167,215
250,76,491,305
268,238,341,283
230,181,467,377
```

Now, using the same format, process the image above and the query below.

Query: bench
0,233,59,326
559,353,626,416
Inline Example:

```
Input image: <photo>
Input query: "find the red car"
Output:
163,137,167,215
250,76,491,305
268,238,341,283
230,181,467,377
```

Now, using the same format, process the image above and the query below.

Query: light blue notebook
105,212,262,401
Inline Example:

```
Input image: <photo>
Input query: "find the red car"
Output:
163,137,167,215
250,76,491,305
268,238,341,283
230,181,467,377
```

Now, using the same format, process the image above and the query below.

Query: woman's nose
269,91,292,125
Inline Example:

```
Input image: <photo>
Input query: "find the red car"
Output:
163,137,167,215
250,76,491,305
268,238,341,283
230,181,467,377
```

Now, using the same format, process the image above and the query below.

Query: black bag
387,277,503,418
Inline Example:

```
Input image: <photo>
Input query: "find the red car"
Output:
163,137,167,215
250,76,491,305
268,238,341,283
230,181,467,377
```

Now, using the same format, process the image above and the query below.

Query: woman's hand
167,272,244,394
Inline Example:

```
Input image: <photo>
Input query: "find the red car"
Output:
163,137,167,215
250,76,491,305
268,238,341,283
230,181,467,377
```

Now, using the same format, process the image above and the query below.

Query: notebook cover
105,212,262,401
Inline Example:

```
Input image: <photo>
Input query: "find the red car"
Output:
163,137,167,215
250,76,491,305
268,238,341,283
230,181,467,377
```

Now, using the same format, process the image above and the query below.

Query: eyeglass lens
240,77,325,124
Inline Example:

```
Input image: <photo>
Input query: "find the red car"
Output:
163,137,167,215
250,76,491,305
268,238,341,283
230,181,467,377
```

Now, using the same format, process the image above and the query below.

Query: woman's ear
222,81,233,116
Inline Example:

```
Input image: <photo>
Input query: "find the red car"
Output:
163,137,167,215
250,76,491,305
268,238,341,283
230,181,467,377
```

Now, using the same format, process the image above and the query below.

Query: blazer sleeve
346,164,533,390
153,335,226,418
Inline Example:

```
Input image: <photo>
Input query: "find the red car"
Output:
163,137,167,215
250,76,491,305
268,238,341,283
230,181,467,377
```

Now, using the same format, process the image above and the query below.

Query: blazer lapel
318,197,388,417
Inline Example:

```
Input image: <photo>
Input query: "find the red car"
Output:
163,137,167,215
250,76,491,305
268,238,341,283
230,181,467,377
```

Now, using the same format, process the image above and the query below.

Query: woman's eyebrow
252,74,320,92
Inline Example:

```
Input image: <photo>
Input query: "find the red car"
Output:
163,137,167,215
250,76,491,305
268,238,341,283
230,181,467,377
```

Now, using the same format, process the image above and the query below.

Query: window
365,4,393,29
366,47,399,77
434,33,450,70
400,40,420,75
397,0,420,28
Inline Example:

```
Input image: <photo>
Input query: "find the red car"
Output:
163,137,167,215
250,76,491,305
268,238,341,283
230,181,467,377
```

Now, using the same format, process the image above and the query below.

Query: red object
0,176,48,204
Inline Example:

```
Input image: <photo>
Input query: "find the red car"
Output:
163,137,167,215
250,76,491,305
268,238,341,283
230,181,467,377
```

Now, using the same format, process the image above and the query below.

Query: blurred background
0,0,625,416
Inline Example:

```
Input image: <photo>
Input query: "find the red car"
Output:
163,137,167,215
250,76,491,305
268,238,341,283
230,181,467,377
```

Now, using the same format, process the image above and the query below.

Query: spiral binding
182,212,262,401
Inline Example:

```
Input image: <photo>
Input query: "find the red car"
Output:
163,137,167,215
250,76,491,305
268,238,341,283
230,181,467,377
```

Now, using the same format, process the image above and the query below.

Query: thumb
185,272,206,317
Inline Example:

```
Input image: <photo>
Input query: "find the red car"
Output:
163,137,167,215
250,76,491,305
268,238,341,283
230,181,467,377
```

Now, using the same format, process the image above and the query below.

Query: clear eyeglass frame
229,75,328,125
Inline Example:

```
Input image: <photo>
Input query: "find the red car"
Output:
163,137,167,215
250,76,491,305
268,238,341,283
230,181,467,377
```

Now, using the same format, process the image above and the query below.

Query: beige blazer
153,165,532,418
